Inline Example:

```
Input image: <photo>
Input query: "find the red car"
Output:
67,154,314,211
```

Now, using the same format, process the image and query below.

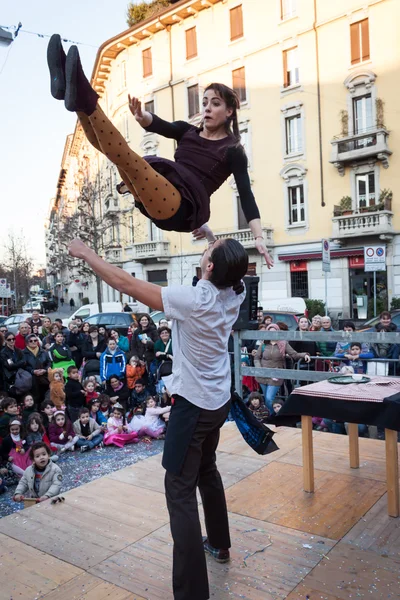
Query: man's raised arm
68,239,163,311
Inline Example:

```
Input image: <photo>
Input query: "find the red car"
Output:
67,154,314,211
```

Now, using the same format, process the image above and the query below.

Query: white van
262,297,307,314
62,301,137,327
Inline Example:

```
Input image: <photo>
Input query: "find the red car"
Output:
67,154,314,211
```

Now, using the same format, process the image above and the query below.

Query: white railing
332,210,393,238
131,240,171,261
215,227,274,247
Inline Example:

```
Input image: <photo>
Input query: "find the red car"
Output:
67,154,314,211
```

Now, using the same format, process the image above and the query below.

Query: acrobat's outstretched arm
68,239,164,311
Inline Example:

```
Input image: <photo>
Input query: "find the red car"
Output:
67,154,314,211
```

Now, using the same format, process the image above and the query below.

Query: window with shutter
283,47,299,88
144,100,155,114
350,19,370,65
186,27,198,60
187,84,199,119
142,48,153,78
232,67,246,103
230,5,243,41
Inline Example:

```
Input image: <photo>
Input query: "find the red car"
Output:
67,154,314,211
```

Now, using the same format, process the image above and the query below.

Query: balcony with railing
125,240,171,263
215,227,274,248
330,127,392,175
104,195,120,214
105,247,123,263
332,204,394,239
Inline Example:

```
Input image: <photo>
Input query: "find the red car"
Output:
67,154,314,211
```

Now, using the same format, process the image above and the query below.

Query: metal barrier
233,329,400,394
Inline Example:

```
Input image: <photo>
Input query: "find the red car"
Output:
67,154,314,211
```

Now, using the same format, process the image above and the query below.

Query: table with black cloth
268,376,400,517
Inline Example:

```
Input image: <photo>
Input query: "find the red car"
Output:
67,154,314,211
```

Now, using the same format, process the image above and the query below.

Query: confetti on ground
0,439,164,517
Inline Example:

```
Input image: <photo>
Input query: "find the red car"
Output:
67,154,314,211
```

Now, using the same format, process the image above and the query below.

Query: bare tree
3,230,34,308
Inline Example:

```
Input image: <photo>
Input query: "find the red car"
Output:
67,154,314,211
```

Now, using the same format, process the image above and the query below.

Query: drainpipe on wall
167,25,176,124
313,0,325,207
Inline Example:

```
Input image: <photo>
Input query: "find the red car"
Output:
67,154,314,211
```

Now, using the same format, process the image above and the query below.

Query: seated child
73,407,104,452
126,356,146,390
128,396,171,439
48,368,66,409
95,394,110,426
83,379,100,405
272,400,284,415
0,419,32,476
40,399,56,432
21,394,36,424
130,379,148,413
48,410,79,453
0,397,19,439
104,403,139,448
335,342,373,374
25,412,58,457
86,374,102,391
13,442,62,502
248,392,270,423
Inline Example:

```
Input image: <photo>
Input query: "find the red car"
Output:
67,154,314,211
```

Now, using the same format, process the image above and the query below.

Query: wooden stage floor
0,422,399,599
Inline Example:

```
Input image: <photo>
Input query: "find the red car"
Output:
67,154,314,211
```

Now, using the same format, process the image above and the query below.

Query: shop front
348,256,388,319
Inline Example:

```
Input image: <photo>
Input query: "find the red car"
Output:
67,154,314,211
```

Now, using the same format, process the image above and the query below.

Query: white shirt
162,280,245,410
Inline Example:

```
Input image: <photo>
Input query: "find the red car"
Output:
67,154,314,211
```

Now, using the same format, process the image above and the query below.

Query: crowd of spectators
0,310,173,502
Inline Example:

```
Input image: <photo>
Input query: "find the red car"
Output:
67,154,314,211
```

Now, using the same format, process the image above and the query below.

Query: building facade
46,0,400,319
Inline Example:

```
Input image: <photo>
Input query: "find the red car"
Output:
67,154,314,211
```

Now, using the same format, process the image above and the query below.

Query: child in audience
73,407,104,452
128,396,171,439
21,394,36,424
48,368,66,409
86,374,101,391
336,342,373,374
248,392,270,423
126,356,146,390
89,398,106,426
83,379,99,405
40,399,56,432
65,365,86,423
104,403,139,447
25,412,58,456
0,419,32,476
13,442,63,502
96,394,110,424
272,400,284,415
130,379,148,412
48,410,78,452
0,397,19,439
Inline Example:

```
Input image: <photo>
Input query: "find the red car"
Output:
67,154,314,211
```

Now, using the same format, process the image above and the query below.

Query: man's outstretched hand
69,239,90,260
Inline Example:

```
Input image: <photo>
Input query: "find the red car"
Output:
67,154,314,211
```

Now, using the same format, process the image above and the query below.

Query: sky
0,0,139,269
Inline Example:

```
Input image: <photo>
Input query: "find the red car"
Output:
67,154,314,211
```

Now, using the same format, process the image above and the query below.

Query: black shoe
64,45,99,115
47,34,67,100
203,537,230,564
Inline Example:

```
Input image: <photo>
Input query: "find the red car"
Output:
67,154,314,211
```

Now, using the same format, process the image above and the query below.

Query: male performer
68,227,248,600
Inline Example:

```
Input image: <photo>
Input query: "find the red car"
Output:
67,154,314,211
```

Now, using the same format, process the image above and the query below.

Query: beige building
46,0,400,319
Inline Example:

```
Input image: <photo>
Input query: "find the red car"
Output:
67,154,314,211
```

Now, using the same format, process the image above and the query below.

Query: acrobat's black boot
47,34,67,100
64,45,99,115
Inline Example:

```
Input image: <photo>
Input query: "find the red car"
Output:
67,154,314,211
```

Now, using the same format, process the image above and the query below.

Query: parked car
358,309,400,332
0,316,8,325
261,311,300,331
41,297,58,313
22,300,42,312
84,312,136,336
2,313,45,334
63,301,138,327
149,310,171,327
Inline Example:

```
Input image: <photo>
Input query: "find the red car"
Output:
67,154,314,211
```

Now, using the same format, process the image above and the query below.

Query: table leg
348,423,360,469
385,428,399,518
302,415,314,493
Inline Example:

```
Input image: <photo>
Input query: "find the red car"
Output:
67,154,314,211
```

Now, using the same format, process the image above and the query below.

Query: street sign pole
322,239,331,316
374,271,377,317
364,246,386,318
324,272,328,316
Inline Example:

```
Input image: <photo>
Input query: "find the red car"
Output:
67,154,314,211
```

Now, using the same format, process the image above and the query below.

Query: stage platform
0,423,399,599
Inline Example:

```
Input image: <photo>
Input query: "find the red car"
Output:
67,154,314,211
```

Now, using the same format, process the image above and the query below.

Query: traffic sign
364,245,386,272
322,239,331,273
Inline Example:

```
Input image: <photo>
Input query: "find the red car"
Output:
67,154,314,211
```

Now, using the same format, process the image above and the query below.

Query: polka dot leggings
77,105,181,220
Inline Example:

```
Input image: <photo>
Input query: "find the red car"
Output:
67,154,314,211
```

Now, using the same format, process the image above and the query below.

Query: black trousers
162,395,231,600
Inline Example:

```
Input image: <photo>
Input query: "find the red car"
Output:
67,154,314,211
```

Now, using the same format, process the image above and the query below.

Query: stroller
79,359,102,386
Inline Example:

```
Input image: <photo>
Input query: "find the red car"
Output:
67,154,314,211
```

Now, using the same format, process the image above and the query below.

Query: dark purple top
145,114,260,224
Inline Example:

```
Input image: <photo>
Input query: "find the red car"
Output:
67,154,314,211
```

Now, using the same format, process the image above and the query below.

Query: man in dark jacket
0,333,26,394
23,334,51,402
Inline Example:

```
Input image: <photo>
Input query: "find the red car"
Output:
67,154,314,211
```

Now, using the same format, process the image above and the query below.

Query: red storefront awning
278,248,363,262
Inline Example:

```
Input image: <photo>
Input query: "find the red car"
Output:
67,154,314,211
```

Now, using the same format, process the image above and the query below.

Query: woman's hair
108,375,120,384
29,441,51,460
248,392,264,404
146,395,157,406
82,322,90,332
51,324,59,332
208,238,248,290
380,311,391,320
158,326,171,335
343,320,356,330
27,412,45,433
276,321,289,331
204,83,241,139
88,326,98,334
98,326,109,339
